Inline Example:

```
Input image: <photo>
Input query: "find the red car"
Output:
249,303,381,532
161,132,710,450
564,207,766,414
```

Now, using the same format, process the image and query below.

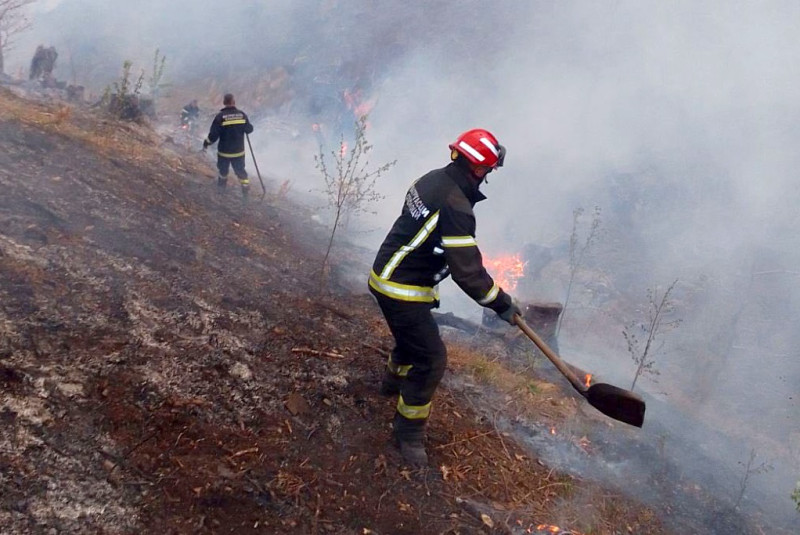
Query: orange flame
485,253,527,292
529,525,585,534
584,374,592,388
343,87,376,120
550,427,556,435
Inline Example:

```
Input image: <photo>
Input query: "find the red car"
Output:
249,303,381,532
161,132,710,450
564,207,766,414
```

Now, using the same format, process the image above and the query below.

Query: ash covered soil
0,89,672,534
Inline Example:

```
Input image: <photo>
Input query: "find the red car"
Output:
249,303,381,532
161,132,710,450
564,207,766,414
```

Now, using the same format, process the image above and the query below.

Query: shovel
514,315,645,428
245,133,267,201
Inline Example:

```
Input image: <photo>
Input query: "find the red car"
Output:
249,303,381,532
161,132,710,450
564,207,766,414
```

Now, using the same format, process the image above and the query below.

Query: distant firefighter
180,99,200,126
29,45,58,81
202,93,254,199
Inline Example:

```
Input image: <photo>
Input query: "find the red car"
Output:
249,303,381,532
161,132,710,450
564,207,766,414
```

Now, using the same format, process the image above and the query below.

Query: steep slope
0,88,670,534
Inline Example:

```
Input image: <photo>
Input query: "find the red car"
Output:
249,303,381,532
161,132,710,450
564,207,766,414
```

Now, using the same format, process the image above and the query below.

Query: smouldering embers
525,524,584,534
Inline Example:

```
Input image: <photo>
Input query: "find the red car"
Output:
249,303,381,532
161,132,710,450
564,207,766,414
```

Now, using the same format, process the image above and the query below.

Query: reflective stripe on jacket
204,106,254,157
370,162,511,314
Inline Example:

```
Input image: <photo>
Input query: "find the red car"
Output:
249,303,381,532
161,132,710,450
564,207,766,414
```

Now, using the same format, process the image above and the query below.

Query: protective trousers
372,290,447,442
217,155,249,185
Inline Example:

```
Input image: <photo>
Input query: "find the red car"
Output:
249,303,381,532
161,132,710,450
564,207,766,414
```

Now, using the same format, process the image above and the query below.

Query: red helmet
449,128,506,168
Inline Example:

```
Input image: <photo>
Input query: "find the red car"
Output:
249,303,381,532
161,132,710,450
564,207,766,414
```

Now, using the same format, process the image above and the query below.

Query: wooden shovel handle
513,315,588,394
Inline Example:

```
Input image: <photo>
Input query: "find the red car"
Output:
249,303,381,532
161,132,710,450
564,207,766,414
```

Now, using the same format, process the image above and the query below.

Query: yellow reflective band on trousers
239,179,250,184
218,150,246,158
369,270,438,303
397,394,431,420
387,355,412,377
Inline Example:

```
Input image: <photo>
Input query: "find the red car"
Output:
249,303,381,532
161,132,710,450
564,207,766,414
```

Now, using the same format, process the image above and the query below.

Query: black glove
497,296,522,325
201,141,209,152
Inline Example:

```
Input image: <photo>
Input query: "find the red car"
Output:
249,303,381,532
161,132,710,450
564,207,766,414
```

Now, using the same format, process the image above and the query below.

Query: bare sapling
792,481,800,512
148,48,167,102
314,114,396,279
117,60,145,100
623,278,681,391
0,0,36,74
733,448,772,511
104,59,145,121
555,205,602,339
276,179,291,202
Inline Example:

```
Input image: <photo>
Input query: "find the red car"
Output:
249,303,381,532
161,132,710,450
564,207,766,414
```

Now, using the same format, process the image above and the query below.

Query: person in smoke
203,93,254,198
29,45,58,85
369,129,522,466
180,99,200,127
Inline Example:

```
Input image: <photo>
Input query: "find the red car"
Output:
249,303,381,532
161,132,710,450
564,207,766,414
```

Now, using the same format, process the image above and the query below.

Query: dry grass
448,342,575,423
0,87,210,179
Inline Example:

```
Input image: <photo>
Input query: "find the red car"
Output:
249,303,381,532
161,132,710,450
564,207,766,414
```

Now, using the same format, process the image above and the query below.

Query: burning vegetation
485,253,528,293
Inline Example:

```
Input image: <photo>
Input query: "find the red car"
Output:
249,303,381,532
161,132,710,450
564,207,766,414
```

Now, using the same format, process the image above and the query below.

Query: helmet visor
496,144,506,168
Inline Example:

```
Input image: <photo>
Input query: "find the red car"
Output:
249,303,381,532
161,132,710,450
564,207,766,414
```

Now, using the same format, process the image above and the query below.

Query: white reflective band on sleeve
441,235,477,248
458,140,485,162
479,137,499,156
380,211,440,279
477,284,500,305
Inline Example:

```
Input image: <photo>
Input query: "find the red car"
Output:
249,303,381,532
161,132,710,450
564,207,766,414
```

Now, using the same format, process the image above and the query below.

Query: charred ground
0,88,692,534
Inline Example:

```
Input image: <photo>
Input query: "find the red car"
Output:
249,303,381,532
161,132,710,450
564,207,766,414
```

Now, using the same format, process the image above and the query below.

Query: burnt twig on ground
434,430,494,450
361,342,390,358
290,347,344,359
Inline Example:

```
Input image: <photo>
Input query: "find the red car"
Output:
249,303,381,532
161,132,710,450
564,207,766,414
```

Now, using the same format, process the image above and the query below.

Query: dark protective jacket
204,106,254,158
370,162,513,315
181,102,199,122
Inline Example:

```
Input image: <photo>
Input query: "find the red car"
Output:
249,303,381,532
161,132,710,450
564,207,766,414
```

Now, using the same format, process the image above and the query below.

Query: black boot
396,437,428,466
217,176,228,189
241,183,250,200
379,371,402,397
392,413,428,466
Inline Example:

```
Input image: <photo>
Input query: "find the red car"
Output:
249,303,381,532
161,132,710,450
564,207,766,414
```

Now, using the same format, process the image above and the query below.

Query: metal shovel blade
514,315,646,428
585,383,645,428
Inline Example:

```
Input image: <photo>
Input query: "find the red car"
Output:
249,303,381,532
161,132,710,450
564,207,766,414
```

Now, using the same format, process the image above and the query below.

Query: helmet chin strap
470,169,488,187
452,152,490,185
470,164,491,185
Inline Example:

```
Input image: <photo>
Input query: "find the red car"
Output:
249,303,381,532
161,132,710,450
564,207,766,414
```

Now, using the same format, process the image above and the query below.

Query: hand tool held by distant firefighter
514,315,645,428
245,133,266,200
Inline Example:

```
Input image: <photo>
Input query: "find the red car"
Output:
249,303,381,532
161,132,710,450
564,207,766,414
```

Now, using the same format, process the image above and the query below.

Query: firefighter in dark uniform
202,93,254,197
180,99,200,127
369,128,522,465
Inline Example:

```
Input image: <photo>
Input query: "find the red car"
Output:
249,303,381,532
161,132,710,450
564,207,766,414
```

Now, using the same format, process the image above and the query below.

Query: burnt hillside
0,88,679,534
